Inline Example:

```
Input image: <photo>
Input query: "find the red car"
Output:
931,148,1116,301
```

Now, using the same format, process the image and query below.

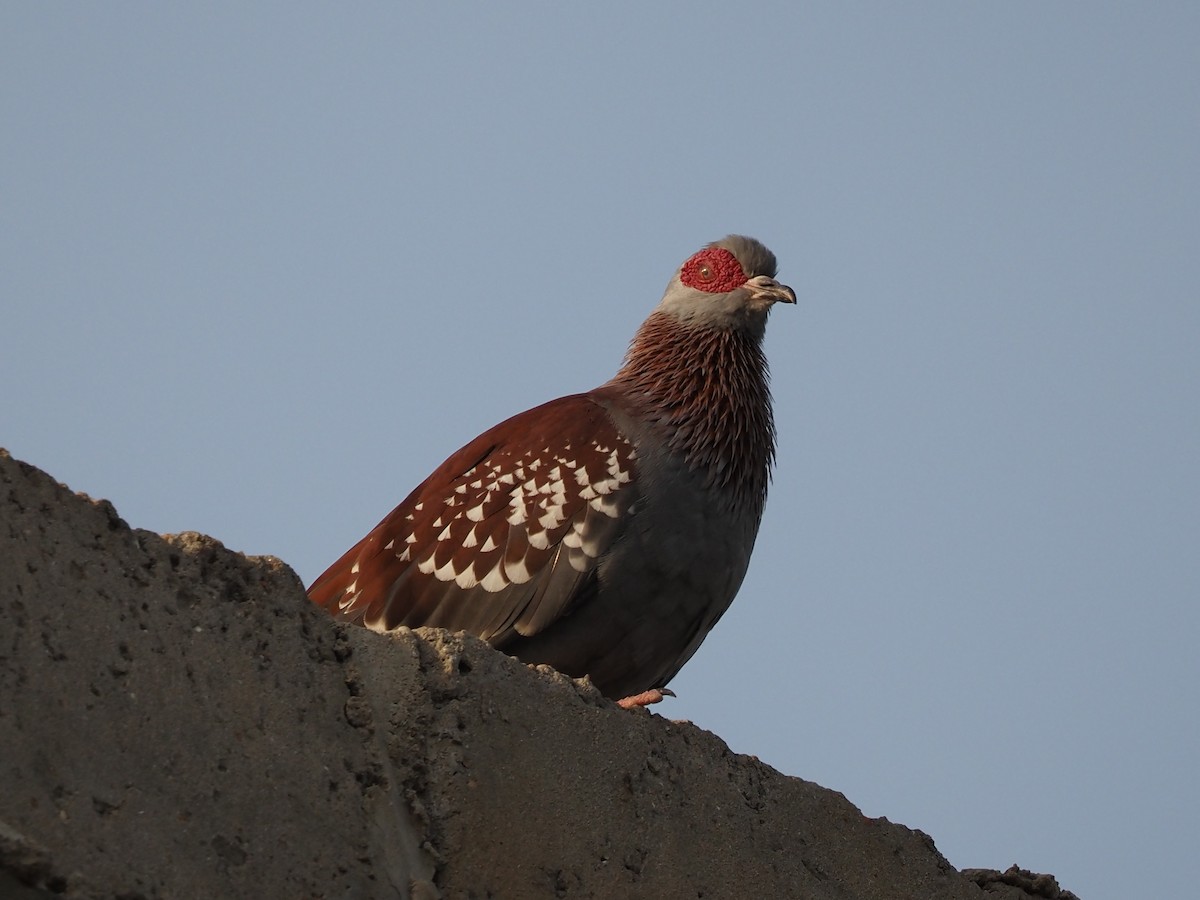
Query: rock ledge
0,450,1076,899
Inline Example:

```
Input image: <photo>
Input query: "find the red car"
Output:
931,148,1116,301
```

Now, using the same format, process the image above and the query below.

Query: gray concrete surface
0,449,1077,899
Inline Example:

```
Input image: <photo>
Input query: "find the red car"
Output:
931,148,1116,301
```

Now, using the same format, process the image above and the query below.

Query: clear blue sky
4,6,1197,897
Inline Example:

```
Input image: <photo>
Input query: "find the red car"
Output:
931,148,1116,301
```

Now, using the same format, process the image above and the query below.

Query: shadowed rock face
0,449,1076,900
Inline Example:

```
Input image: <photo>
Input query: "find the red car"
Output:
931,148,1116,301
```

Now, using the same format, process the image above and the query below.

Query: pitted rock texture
0,449,1076,899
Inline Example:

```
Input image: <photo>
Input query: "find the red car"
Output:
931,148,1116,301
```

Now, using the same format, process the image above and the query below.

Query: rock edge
0,449,1078,899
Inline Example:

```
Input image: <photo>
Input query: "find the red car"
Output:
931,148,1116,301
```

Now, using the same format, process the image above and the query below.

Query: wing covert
307,394,638,646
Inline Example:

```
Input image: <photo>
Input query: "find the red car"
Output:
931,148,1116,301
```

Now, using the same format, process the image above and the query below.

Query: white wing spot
479,564,508,592
507,482,529,525
562,519,584,550
589,493,622,518
504,557,534,584
539,503,566,530
606,448,630,481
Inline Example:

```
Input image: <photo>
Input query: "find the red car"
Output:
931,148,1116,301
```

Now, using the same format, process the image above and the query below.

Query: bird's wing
307,393,638,645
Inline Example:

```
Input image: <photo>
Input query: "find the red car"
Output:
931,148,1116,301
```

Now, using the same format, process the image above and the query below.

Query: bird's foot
616,687,676,710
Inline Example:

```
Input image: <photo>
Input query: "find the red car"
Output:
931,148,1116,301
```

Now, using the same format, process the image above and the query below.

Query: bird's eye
680,247,748,294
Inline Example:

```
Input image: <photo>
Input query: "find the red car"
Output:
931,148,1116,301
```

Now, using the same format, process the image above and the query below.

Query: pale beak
745,274,797,305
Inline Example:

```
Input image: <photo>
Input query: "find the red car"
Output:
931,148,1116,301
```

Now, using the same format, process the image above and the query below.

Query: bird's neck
600,310,777,509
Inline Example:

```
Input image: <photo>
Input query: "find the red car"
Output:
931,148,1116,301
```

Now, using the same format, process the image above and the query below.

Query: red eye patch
679,247,748,294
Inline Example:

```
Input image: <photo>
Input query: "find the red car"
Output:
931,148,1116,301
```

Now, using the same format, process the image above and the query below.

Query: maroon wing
307,393,638,646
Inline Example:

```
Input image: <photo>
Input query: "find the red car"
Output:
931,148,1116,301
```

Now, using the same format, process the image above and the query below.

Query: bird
308,235,796,708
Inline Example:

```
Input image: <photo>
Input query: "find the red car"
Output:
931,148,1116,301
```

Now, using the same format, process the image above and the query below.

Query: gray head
655,235,796,333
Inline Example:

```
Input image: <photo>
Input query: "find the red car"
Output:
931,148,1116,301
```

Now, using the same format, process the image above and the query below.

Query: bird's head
655,235,797,334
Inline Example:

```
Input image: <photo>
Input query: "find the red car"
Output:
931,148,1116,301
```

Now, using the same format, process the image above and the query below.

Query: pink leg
616,687,676,710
